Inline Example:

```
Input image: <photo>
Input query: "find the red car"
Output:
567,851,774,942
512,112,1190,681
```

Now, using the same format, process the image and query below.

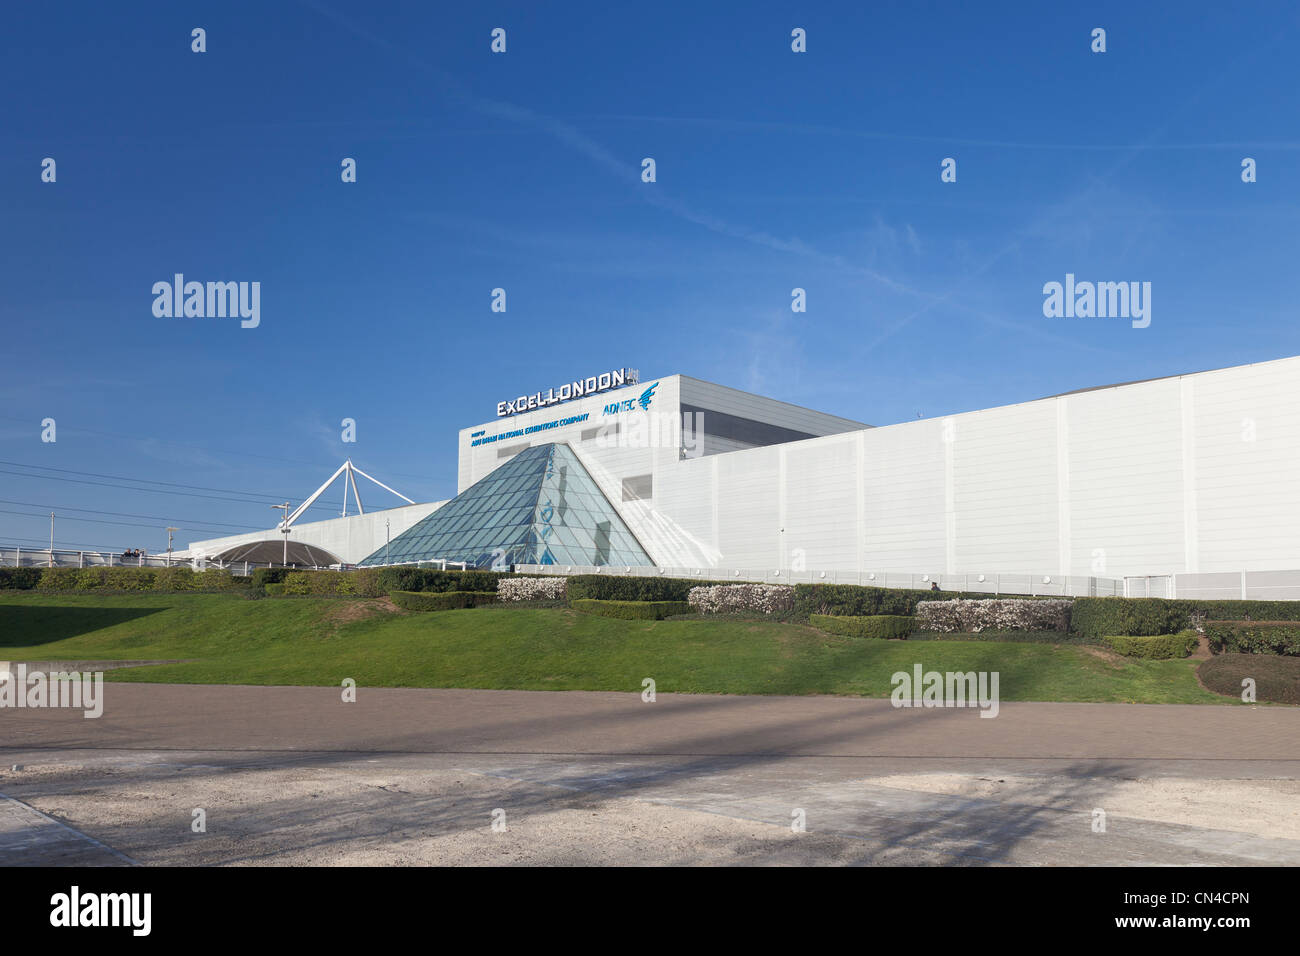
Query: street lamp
271,503,291,566
386,518,390,566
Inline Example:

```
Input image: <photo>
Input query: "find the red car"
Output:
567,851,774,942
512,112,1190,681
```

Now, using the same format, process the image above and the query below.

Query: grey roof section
677,374,872,430
1036,356,1298,402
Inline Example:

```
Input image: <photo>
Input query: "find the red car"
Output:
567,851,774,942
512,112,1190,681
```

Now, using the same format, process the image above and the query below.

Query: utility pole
166,527,178,567
49,512,55,567
271,503,291,566
386,518,391,565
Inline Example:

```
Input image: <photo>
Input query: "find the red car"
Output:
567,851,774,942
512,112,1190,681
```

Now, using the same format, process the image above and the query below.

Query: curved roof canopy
210,540,342,567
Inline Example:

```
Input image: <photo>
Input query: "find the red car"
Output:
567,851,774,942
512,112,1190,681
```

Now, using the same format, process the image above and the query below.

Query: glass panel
358,443,653,568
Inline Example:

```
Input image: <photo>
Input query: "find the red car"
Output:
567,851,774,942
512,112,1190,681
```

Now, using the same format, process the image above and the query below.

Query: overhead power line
0,459,315,502
0,416,442,483
0,507,240,536
0,460,424,516
2,533,163,552
0,497,259,532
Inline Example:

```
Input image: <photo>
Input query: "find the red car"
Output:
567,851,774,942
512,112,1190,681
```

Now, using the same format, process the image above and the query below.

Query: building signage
470,412,591,447
497,367,638,418
602,382,657,416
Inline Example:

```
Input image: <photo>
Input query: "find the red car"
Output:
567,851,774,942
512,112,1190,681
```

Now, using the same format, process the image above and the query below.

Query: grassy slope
0,592,1227,704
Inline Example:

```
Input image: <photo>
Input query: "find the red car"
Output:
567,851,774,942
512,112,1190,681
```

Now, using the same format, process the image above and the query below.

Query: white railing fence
0,547,309,575
10,545,1298,600
1139,570,1300,602
513,564,1124,597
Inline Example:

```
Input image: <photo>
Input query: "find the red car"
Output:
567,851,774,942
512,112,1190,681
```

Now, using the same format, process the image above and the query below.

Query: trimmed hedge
1198,655,1300,705
281,568,384,597
569,599,692,620
1070,598,1187,638
1101,631,1199,659
1187,600,1300,623
390,589,498,611
376,567,506,595
264,583,286,596
252,567,292,594
909,629,1084,644
567,574,730,603
792,584,1027,618
1204,622,1300,656
1071,597,1300,638
32,566,239,592
0,567,42,589
810,614,914,639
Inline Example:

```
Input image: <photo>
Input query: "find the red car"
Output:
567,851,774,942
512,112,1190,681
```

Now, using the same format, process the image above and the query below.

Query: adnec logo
603,382,658,416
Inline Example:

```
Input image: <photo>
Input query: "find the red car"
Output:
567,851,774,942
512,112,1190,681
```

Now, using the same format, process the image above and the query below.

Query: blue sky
3,1,1298,553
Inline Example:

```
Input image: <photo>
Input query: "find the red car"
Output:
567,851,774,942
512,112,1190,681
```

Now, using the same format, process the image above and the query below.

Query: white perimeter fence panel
513,564,1123,597
1173,569,1300,601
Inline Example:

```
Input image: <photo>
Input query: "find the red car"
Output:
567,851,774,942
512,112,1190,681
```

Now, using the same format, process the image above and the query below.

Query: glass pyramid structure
358,443,654,569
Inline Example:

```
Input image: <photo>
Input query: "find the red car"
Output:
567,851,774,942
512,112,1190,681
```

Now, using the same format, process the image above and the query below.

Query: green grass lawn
0,592,1231,704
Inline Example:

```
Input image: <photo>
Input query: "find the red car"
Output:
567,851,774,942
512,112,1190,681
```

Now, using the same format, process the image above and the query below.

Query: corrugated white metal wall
646,356,1300,579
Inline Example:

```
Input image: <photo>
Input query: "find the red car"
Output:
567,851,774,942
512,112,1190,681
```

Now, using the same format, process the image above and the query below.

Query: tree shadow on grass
0,605,166,648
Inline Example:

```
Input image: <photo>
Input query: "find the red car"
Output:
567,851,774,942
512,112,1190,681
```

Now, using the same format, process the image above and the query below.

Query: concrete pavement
2,684,1298,865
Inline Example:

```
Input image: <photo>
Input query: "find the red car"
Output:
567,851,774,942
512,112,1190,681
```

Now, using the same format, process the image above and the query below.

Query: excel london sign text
497,368,638,418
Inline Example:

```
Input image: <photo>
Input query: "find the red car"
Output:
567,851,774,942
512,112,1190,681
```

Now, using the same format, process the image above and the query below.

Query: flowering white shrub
915,598,1072,633
497,576,568,602
688,583,794,615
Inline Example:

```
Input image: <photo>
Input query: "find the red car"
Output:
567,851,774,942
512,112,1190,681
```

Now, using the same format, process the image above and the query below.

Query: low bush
1197,655,1300,705
791,583,1052,618
569,599,692,620
33,566,236,592
1186,600,1300,623
908,629,1085,644
810,614,914,639
376,567,506,595
155,567,239,592
795,584,958,617
263,583,286,595
390,590,498,611
688,584,794,615
1071,598,1300,638
0,567,42,589
1204,622,1300,656
280,569,384,597
1101,631,1199,659
567,574,729,603
916,598,1072,633
1070,598,1189,638
252,567,292,594
498,576,569,601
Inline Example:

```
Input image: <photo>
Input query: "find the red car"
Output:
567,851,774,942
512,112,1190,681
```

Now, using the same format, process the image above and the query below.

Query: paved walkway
2,685,1297,865
2,684,1297,761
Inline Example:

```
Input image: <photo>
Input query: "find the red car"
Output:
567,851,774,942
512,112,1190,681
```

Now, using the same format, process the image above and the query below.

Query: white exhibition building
178,356,1300,600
